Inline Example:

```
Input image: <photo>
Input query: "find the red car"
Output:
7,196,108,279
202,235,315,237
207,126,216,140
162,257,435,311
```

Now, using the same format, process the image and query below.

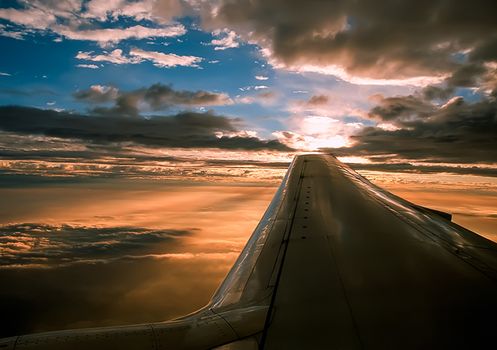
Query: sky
0,0,497,337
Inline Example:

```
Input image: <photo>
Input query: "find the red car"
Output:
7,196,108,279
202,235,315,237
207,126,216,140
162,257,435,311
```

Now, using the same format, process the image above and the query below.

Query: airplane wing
2,154,497,349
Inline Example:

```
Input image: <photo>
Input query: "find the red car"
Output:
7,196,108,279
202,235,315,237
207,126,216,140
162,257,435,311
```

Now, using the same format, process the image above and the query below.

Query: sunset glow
1,0,496,339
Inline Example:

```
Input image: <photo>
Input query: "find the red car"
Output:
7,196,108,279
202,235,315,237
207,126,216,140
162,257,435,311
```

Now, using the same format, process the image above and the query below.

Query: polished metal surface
1,154,496,349
261,155,497,349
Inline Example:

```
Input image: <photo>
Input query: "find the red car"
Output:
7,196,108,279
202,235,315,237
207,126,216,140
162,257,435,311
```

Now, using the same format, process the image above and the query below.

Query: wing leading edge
2,154,497,349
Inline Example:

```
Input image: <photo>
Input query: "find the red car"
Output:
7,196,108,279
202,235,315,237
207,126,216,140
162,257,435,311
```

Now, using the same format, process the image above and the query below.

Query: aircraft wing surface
2,154,497,349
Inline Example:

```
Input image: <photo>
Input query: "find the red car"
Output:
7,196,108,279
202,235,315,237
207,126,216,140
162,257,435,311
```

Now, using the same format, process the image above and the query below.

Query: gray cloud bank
206,0,497,79
0,223,192,267
332,93,497,164
74,83,233,116
0,106,291,151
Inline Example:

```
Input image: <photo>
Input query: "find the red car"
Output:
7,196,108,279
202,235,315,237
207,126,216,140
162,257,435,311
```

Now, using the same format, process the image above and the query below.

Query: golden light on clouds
0,179,277,335
1,166,496,337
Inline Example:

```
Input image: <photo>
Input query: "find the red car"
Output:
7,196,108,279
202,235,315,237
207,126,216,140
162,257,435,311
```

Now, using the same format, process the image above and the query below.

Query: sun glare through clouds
1,0,496,340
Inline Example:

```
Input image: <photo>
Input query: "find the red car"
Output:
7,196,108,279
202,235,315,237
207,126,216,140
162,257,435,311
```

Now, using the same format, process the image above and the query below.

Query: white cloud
0,1,186,45
84,0,183,23
260,48,445,87
76,49,141,64
76,48,203,69
235,91,276,105
55,24,186,46
84,0,134,21
210,29,239,50
0,23,30,40
0,72,11,76
76,64,100,69
28,0,82,19
255,75,268,80
129,48,202,68
0,7,56,29
239,85,269,91
295,63,445,87
90,85,118,94
215,130,259,138
377,123,400,131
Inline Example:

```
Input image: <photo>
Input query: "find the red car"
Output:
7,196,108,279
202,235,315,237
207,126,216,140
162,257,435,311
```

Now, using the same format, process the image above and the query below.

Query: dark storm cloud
446,63,488,88
205,0,497,79
368,94,434,121
0,106,292,151
333,95,497,163
0,223,193,267
421,63,496,100
74,83,232,116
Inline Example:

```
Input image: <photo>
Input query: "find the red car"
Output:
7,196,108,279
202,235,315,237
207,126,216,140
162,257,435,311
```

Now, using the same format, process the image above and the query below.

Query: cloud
0,23,27,40
239,86,258,91
273,117,352,150
306,95,329,106
368,94,435,122
420,62,497,100
0,72,11,77
348,162,497,177
83,0,187,23
76,64,99,69
76,49,141,65
0,217,230,337
129,48,202,68
0,1,186,45
0,223,193,267
0,149,292,184
0,106,292,151
74,83,232,115
255,75,268,81
0,7,56,30
332,94,497,164
209,29,239,50
0,253,229,338
55,24,186,46
236,91,277,105
320,53,497,166
83,0,156,21
76,48,203,68
201,0,497,85
73,85,120,103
